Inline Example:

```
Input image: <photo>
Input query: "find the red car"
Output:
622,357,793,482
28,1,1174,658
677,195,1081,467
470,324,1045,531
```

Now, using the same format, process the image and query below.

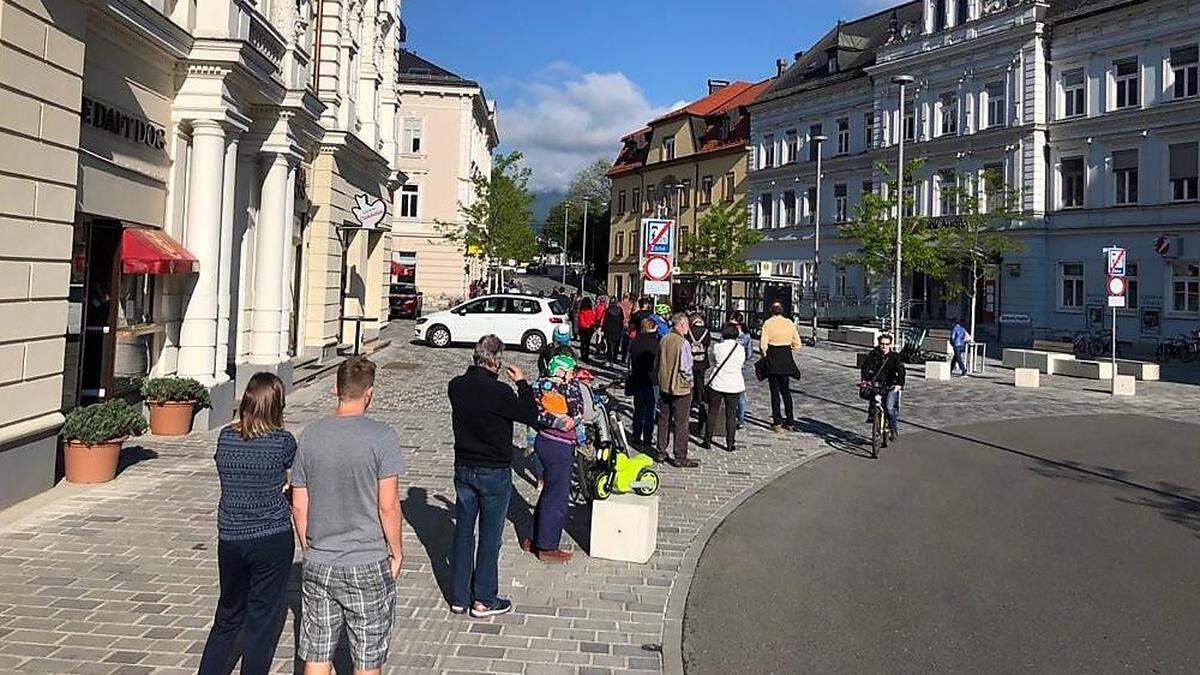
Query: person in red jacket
576,297,597,362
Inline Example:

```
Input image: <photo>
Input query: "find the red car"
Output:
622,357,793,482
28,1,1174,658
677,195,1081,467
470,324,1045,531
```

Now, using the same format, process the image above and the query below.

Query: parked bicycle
1070,329,1115,357
1154,331,1200,363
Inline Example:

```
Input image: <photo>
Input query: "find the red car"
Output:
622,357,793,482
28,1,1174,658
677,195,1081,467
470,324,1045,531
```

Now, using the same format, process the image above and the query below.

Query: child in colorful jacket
524,355,585,562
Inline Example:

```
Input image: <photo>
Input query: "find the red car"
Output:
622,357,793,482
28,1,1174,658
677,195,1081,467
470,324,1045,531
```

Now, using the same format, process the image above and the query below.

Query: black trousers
704,388,741,448
578,328,594,361
605,334,622,363
767,374,794,425
198,530,294,675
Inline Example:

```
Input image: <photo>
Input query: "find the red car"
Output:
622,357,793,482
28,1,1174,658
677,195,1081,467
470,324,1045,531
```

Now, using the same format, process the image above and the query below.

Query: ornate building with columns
0,0,403,509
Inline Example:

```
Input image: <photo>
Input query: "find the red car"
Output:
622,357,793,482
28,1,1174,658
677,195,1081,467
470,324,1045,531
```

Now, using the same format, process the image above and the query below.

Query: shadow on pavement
116,445,159,477
403,487,456,604
791,417,873,459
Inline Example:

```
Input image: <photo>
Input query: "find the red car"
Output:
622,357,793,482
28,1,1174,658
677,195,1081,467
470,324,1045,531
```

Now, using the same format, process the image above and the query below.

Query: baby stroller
570,376,660,503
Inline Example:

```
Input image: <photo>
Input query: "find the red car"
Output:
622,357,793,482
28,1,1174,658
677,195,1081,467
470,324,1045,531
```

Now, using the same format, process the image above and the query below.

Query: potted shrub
141,377,211,436
62,400,148,484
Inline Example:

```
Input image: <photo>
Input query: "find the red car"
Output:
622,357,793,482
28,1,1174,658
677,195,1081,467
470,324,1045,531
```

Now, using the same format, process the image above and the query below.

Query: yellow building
606,79,770,298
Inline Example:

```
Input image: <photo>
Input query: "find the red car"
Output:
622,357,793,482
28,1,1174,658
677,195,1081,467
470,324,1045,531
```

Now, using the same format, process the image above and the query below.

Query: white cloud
499,65,685,194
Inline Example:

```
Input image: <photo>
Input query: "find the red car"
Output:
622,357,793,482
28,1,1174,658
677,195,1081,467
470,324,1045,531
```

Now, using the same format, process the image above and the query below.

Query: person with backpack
687,314,712,423
701,323,747,452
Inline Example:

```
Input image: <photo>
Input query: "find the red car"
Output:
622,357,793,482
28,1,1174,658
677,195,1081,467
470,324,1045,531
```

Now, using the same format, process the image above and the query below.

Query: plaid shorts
298,558,396,669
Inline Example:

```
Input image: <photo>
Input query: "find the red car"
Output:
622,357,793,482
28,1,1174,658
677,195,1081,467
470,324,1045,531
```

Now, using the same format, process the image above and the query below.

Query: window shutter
1112,149,1138,171
1169,142,1199,179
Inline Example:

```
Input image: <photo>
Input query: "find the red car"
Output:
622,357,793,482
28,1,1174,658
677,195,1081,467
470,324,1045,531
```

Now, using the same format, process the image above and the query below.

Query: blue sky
401,0,891,192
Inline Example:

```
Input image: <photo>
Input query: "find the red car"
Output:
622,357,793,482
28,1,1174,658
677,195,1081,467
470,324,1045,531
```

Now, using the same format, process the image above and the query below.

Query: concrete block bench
924,360,951,380
1112,374,1136,396
1053,359,1114,380
1014,367,1039,388
1001,348,1076,374
843,326,879,347
1115,360,1159,381
591,493,658,563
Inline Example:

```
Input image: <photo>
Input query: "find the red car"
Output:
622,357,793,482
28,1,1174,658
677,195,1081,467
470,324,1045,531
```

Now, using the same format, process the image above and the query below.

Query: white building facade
747,0,1200,346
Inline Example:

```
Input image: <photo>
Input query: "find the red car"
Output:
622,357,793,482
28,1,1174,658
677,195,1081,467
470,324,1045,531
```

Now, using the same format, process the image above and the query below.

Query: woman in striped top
199,373,296,675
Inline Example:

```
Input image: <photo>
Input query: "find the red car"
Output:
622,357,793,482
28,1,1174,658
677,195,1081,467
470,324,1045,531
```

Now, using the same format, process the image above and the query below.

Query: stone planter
63,438,125,484
147,400,197,436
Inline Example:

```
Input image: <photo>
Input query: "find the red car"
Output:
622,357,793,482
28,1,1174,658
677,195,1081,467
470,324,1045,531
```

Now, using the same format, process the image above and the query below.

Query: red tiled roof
649,80,762,124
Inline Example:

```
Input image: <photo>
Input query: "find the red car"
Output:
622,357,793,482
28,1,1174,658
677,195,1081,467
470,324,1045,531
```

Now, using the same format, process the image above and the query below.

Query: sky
400,0,895,194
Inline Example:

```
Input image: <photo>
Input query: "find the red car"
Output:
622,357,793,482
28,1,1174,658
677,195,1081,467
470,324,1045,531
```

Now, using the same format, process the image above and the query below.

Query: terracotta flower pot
63,438,125,484
147,400,196,436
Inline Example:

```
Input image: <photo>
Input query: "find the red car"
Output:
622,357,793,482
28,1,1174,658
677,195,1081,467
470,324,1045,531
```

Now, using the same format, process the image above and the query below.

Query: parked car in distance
389,282,422,319
414,294,568,352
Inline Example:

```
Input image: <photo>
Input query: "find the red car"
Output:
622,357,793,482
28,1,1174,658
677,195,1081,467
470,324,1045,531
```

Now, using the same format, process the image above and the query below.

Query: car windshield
549,298,569,315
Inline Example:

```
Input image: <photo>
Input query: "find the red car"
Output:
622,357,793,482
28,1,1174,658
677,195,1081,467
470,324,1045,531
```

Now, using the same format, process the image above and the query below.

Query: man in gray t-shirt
292,357,404,674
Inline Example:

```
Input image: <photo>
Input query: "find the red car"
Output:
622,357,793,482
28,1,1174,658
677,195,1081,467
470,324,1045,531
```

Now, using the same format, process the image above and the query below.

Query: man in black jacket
859,333,906,443
447,335,539,618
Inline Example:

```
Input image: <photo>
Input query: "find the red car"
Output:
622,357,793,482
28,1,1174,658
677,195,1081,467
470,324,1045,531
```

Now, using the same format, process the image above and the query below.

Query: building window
1126,261,1139,310
1171,45,1199,99
955,0,969,24
836,118,850,155
861,180,873,199
1061,157,1085,208
1059,262,1085,310
939,93,958,136
759,193,773,229
934,0,948,30
700,175,714,205
632,187,641,214
646,185,656,213
679,227,689,255
902,101,916,142
808,124,822,161
615,232,624,257
834,184,848,222
785,130,798,164
904,182,920,217
805,187,817,224
1172,262,1200,313
618,190,627,214
763,134,775,168
1170,142,1199,202
985,81,1006,128
982,162,1004,212
663,137,676,161
938,170,958,215
1113,149,1138,205
682,180,692,208
723,172,735,202
1114,57,1139,109
863,112,875,149
400,184,419,217
783,189,796,226
1063,68,1086,118
402,118,422,154
835,266,847,297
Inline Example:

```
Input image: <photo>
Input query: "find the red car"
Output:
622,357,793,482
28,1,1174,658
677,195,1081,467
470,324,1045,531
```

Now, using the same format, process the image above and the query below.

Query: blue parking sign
642,219,674,255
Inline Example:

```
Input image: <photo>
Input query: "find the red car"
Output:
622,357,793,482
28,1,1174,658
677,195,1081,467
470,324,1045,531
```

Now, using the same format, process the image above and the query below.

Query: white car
414,294,569,352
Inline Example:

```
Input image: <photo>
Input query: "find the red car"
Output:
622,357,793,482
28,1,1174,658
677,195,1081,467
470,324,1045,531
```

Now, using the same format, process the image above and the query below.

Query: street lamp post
891,74,915,337
811,134,827,343
581,199,588,294
562,202,570,286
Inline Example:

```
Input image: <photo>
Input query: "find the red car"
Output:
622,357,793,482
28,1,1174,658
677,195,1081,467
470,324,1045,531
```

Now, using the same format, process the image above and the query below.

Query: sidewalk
0,334,1192,673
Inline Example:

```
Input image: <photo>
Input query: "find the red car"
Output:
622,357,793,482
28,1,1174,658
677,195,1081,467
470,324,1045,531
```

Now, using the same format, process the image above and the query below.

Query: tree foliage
542,158,613,255
680,199,762,276
436,151,537,264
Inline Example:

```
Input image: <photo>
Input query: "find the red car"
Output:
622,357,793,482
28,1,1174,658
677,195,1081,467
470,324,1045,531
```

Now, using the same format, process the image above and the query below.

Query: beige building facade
393,50,498,309
607,80,769,298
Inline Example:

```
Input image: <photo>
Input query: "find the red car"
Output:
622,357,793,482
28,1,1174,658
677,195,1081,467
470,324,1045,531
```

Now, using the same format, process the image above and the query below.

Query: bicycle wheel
1182,343,1199,364
1154,342,1169,363
870,406,882,459
1089,338,1106,357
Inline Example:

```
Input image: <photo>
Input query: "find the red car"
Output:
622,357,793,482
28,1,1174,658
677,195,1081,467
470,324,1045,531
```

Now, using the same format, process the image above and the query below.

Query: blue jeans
882,389,900,433
737,391,746,426
533,436,573,551
451,466,512,607
631,384,657,446
951,344,968,375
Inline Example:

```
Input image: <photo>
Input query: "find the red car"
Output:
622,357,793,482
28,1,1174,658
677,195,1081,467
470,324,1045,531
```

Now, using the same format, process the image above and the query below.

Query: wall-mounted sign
80,96,166,151
351,194,388,230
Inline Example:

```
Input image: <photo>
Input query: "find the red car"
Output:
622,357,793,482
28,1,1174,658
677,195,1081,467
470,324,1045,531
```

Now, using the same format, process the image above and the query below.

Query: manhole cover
383,361,419,370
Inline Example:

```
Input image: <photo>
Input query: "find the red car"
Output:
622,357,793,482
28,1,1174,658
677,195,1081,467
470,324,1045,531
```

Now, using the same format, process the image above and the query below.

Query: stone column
251,153,289,364
279,162,297,359
177,120,228,383
216,133,240,376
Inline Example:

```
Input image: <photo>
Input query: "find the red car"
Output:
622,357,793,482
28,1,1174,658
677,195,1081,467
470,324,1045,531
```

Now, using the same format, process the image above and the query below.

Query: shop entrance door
63,218,120,408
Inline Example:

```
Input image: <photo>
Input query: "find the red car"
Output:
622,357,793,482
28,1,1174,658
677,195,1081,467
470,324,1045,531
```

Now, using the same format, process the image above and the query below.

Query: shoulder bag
705,342,740,390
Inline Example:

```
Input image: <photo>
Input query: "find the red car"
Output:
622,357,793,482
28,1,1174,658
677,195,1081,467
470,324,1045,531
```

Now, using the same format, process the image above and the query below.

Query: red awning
121,228,199,275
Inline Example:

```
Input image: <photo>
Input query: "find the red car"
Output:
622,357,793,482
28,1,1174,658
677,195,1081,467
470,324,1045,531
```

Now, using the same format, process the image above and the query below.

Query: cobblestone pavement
0,324,1193,674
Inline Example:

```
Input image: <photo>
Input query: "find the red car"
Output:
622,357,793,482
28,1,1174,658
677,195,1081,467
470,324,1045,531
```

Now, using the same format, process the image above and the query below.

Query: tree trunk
968,258,978,340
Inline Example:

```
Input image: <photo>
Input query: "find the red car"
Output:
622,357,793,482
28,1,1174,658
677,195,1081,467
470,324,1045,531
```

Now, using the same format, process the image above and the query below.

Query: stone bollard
1014,367,1039,388
924,360,951,381
591,494,658,563
1112,374,1136,396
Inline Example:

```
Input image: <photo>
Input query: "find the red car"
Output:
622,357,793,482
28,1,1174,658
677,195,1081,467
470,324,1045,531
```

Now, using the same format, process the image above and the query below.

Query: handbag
754,357,768,382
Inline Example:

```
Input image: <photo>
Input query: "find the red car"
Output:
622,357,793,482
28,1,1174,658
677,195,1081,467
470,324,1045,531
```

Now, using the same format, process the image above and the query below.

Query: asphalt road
683,414,1200,674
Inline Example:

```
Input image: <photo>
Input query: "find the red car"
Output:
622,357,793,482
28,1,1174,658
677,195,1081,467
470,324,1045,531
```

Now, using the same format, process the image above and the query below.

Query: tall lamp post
891,74,915,337
580,199,607,297
811,134,826,342
562,202,570,285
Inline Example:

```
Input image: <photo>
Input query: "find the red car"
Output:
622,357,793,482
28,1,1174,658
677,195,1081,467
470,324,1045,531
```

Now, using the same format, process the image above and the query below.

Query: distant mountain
532,191,565,233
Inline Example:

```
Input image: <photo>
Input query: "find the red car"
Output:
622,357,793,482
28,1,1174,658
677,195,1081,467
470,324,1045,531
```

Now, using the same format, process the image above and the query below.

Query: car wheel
427,325,451,348
522,330,546,353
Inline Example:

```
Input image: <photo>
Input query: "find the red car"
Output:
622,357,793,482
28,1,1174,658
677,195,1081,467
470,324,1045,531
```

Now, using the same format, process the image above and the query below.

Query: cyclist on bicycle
860,333,906,443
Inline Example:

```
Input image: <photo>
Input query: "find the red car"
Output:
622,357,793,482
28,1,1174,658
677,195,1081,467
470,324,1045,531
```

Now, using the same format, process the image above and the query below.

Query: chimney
707,78,730,95
776,59,788,76
794,50,805,62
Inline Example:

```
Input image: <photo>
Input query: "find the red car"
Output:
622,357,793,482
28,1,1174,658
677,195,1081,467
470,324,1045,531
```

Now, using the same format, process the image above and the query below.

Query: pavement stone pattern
0,323,1193,674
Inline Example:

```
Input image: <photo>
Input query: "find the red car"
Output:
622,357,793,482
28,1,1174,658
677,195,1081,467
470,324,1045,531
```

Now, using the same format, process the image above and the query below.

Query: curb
661,447,834,675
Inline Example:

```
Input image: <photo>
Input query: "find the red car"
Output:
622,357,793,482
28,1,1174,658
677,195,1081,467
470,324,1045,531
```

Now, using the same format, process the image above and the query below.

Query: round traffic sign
644,255,671,281
1107,275,1126,296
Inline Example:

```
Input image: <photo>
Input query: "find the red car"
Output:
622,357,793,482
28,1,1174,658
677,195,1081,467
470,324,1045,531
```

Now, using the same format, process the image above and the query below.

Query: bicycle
1154,332,1199,363
857,382,887,459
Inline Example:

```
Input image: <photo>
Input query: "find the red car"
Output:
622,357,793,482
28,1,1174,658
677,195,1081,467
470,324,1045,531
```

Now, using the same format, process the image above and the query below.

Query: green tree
436,151,538,273
937,168,1025,338
680,199,762,276
542,158,613,256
